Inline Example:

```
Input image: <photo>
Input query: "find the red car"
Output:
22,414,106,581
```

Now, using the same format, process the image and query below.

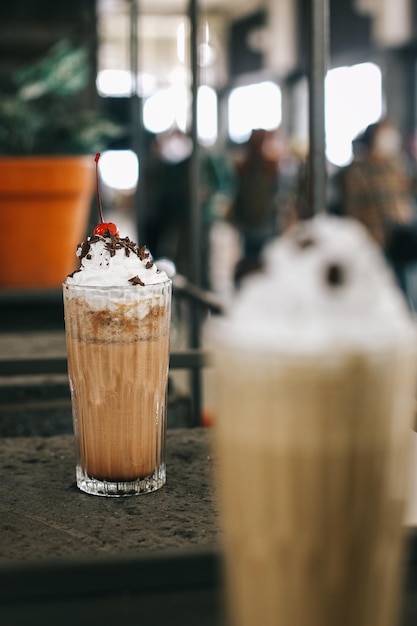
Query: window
228,81,282,144
325,62,382,166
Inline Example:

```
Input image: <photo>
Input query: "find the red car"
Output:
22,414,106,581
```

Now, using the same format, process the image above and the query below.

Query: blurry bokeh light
197,85,217,145
325,62,382,166
228,81,282,144
99,150,139,190
143,89,177,134
96,69,132,97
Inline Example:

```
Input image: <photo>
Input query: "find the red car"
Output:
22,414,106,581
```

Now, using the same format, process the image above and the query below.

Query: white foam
66,236,168,287
63,282,171,320
212,216,417,354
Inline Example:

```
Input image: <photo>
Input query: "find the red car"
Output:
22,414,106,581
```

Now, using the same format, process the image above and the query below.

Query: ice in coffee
210,216,417,626
63,228,171,497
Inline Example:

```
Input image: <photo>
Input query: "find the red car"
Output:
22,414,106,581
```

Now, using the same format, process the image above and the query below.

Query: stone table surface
1,424,417,626
0,428,220,565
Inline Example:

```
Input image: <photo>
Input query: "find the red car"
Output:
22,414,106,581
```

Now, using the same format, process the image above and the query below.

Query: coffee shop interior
1,0,417,624
2,0,417,415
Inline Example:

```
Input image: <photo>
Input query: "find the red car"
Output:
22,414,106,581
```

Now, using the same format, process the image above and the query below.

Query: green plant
0,40,124,155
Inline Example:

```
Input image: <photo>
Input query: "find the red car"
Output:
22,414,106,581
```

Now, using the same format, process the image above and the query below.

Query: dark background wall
0,0,98,108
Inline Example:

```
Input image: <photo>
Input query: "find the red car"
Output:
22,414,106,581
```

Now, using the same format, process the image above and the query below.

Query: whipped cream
66,233,168,287
212,216,416,354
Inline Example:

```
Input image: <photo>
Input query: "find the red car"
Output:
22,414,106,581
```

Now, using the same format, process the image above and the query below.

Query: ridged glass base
76,464,166,497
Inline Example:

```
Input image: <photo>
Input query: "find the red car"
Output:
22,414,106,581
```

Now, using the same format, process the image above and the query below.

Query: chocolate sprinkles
74,232,155,285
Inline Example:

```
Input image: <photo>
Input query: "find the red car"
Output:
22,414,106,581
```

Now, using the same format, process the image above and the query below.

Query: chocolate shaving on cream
129,276,145,286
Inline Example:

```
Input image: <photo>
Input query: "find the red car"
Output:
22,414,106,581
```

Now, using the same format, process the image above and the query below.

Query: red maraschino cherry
93,153,119,237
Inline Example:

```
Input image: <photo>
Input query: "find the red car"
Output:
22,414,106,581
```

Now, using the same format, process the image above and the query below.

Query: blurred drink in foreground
211,216,417,626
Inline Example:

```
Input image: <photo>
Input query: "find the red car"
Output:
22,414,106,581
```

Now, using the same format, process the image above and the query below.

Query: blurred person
274,135,304,232
144,129,237,294
200,146,237,292
230,129,303,286
147,128,193,276
339,117,417,295
230,129,280,265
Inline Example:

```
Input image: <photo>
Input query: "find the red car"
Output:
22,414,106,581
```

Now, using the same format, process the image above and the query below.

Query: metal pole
129,0,146,242
189,0,201,292
308,0,329,215
188,0,203,426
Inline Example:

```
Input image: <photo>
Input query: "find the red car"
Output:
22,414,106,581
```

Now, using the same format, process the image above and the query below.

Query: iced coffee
63,230,171,496
211,216,417,626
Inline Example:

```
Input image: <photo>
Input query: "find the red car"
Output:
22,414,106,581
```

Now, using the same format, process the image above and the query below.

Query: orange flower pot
0,156,95,289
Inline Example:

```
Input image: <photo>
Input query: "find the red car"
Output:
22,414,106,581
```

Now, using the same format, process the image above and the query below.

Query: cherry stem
95,153,104,224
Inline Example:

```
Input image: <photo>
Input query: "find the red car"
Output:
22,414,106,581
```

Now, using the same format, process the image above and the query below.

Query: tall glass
212,340,417,626
63,280,171,496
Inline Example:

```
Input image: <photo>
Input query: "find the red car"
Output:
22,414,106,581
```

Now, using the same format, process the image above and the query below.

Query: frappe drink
63,229,171,496
211,216,417,626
